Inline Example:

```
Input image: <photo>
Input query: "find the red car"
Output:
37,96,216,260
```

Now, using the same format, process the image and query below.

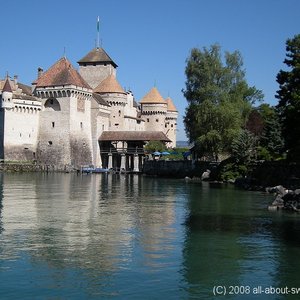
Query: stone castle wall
0,97,41,161
79,64,116,89
142,103,167,132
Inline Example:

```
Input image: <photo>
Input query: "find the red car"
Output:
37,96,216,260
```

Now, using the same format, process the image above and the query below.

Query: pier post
108,153,112,169
133,154,139,172
120,153,126,171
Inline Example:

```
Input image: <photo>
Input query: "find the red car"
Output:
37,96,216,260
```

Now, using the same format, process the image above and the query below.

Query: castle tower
94,74,127,131
0,78,13,159
165,97,178,147
78,47,118,89
0,77,41,161
1,77,14,109
140,87,167,133
34,57,94,169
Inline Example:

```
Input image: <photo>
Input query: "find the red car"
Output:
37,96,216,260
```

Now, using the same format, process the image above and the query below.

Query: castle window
52,122,55,128
45,98,61,111
80,122,83,129
48,141,53,145
165,124,167,128
115,123,119,126
20,133,22,137
24,147,28,150
102,125,104,130
119,110,121,117
156,119,159,122
147,118,149,122
171,124,173,128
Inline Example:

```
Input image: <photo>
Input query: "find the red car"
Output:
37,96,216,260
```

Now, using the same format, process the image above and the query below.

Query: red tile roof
94,74,126,94
36,57,91,89
140,87,166,104
2,78,13,92
77,47,117,68
166,97,178,112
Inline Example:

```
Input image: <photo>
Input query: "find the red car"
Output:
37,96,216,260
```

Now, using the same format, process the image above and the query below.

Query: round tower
1,78,14,109
140,87,167,133
94,74,127,131
165,97,178,148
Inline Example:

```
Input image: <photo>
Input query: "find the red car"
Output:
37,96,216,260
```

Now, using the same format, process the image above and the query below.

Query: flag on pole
96,16,100,48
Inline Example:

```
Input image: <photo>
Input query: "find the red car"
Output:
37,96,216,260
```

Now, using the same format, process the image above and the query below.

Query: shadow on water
181,181,300,298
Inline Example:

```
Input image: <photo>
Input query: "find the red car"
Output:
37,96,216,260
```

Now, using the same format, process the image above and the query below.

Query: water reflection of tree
181,183,278,297
268,216,300,291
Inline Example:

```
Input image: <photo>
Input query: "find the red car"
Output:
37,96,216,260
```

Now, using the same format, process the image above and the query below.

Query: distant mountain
176,140,190,148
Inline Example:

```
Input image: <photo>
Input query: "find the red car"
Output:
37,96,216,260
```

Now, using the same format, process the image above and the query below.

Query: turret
94,74,127,130
1,78,14,109
140,87,167,132
165,97,178,147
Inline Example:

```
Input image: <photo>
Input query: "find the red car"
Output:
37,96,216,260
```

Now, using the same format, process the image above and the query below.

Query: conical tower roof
166,97,177,112
94,74,126,94
36,57,91,89
140,87,166,104
77,47,118,68
2,78,13,92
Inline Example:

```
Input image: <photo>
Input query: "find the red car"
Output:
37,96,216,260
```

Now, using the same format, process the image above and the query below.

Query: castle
0,47,178,171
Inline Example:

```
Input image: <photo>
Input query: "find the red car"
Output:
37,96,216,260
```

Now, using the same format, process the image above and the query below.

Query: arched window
44,98,61,111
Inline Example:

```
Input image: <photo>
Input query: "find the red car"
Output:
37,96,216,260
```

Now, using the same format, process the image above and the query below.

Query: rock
268,185,300,212
266,185,288,196
272,195,284,207
201,169,211,181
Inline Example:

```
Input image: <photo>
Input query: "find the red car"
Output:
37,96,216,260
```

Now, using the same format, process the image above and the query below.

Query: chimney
38,67,43,78
14,75,18,85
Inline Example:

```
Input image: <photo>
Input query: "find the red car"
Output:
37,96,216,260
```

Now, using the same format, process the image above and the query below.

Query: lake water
0,173,299,299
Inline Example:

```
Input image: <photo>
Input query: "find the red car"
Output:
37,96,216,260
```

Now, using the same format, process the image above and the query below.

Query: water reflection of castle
0,173,175,272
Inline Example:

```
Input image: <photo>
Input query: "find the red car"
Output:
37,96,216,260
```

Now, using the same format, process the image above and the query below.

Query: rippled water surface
0,173,299,299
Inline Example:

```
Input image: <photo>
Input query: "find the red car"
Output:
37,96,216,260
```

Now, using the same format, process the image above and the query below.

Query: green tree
276,34,300,160
231,130,256,164
258,104,284,159
144,141,166,153
183,44,263,159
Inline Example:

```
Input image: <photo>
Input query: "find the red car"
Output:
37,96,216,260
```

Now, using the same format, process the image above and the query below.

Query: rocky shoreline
267,185,300,212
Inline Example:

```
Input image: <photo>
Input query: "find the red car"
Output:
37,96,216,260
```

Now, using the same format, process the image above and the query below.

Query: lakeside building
0,47,178,171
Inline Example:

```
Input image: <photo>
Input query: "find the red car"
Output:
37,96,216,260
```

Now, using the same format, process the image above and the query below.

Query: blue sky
1,0,300,141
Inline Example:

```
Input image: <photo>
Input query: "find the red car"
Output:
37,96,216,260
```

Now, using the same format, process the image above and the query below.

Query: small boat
81,166,109,174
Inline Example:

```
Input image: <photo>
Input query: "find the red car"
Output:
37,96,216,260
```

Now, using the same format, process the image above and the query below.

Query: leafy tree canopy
144,141,166,153
276,34,300,158
183,44,263,159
